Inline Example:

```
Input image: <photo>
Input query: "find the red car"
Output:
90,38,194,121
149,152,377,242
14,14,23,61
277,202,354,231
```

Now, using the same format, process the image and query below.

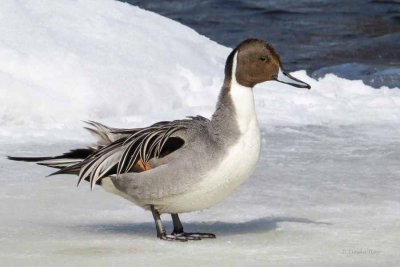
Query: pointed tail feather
7,156,54,162
8,148,95,172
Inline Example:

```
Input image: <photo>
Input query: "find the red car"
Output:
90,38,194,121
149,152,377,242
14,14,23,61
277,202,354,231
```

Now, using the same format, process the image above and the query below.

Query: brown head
225,39,310,89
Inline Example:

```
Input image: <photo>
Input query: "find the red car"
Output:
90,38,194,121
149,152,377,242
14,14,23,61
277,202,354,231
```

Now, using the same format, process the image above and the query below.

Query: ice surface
1,125,399,266
0,0,399,266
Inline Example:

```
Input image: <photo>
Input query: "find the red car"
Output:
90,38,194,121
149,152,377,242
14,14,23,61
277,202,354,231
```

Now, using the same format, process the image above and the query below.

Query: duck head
226,39,310,89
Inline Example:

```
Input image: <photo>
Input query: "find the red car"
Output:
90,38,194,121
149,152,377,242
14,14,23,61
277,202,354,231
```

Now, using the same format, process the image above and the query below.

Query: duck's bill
275,69,311,89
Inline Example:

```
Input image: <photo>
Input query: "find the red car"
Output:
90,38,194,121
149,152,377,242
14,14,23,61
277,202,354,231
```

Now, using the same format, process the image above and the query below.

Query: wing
59,116,209,190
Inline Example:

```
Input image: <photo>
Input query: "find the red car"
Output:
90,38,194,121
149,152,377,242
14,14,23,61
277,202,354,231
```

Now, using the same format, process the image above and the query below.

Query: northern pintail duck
9,39,310,241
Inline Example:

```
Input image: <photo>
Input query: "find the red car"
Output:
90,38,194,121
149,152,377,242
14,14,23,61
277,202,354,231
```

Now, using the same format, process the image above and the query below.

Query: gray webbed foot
151,208,216,241
160,233,188,242
171,231,216,240
171,213,216,240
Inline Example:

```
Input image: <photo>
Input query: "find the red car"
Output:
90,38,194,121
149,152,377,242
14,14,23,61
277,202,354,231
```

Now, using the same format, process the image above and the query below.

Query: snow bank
256,72,400,125
0,0,399,141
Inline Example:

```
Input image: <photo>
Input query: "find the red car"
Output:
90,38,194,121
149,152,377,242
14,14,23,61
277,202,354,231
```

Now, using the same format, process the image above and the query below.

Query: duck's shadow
72,217,330,237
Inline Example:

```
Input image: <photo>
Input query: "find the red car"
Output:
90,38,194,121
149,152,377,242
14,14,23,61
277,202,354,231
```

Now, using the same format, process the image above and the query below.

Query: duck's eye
259,56,268,62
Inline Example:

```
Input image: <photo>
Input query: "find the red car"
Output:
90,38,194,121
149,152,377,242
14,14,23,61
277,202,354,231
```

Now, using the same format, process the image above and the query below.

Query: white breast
157,52,261,213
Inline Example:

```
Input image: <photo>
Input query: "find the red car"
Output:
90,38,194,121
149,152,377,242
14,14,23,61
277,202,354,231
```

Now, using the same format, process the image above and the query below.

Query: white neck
230,52,258,133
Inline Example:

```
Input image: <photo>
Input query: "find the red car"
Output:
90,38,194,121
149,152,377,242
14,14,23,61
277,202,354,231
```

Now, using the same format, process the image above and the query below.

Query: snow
0,0,399,266
1,0,400,142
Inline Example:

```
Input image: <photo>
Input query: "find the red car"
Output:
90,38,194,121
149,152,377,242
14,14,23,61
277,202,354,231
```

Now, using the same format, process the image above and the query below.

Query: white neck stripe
230,51,258,133
231,51,245,87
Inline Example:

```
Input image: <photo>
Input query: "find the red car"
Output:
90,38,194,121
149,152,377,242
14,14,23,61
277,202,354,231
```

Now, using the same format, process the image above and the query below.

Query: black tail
7,156,54,162
8,148,95,172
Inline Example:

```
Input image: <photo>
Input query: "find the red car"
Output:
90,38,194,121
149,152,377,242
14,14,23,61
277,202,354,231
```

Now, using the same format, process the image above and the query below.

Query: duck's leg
150,205,187,241
171,213,216,240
